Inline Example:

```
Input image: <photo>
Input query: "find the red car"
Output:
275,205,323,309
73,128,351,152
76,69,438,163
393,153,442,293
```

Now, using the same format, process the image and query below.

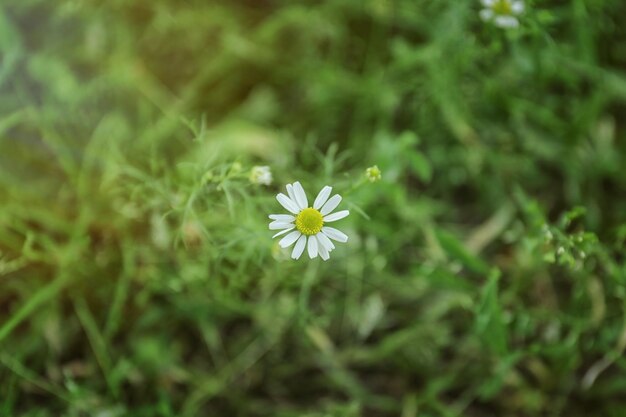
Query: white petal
316,231,335,251
479,9,494,21
322,226,348,243
313,186,332,209
272,227,295,238
291,235,307,259
511,1,524,14
481,0,495,6
269,221,294,230
279,230,301,248
292,181,308,209
269,214,295,222
494,15,519,28
318,240,330,261
276,193,300,214
286,184,298,207
320,195,342,216
324,210,349,222
307,235,318,259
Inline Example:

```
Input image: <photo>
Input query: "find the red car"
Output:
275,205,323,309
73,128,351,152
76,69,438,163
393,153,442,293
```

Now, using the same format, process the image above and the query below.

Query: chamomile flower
480,0,524,29
250,166,273,186
269,182,349,261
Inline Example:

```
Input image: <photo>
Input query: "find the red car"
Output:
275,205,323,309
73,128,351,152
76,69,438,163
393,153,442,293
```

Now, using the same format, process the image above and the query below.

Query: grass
1,0,626,416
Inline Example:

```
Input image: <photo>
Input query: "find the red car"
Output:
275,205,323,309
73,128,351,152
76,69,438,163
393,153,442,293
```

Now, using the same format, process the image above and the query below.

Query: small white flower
480,0,524,29
250,166,273,186
269,182,350,261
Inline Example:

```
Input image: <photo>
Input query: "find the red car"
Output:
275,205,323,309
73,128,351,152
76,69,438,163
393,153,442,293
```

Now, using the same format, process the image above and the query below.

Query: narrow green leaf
475,270,508,356
434,229,490,275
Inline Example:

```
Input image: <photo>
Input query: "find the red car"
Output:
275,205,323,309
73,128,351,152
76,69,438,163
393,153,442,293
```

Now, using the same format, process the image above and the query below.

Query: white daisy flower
269,182,350,261
250,165,273,186
480,0,524,29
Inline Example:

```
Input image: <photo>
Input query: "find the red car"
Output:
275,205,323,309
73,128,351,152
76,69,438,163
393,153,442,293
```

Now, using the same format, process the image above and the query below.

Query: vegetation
1,0,626,415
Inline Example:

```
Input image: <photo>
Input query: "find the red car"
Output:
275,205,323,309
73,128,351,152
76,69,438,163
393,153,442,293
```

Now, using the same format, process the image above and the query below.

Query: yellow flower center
493,0,512,15
295,208,324,236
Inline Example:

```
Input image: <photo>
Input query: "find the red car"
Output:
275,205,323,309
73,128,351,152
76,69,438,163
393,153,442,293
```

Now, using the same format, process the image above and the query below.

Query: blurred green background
1,0,626,416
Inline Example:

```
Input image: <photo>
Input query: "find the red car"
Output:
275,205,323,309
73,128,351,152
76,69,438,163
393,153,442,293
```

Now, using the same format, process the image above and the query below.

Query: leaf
408,151,432,183
434,228,490,275
358,293,385,340
475,270,508,356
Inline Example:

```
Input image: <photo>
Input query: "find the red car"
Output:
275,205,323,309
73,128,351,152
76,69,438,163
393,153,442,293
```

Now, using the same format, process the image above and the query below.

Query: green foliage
1,0,626,416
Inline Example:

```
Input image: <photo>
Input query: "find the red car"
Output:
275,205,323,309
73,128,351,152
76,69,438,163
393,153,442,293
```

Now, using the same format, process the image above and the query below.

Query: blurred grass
1,0,626,416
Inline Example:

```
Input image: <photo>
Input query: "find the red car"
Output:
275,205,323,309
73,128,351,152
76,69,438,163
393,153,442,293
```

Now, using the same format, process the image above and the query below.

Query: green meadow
1,0,626,415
